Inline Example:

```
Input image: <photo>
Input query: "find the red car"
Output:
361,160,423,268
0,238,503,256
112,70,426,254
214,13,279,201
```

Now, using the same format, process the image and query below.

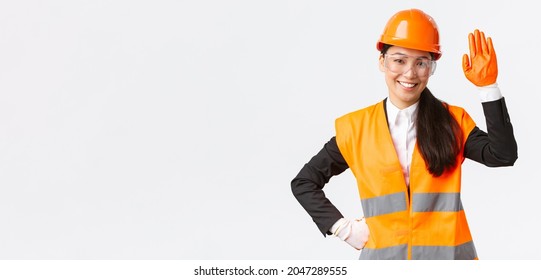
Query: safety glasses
384,54,437,77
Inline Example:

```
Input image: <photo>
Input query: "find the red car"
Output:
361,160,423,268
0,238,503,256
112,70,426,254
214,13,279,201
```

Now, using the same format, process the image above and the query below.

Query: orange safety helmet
377,9,442,60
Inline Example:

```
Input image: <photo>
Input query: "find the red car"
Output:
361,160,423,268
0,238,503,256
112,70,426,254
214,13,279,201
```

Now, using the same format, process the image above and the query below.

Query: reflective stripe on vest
360,244,408,260
359,241,477,260
362,192,407,218
411,241,477,260
363,192,464,217
413,192,463,212
335,100,478,260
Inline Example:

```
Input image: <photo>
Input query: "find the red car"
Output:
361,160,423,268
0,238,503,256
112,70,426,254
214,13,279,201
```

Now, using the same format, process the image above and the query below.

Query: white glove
332,218,370,250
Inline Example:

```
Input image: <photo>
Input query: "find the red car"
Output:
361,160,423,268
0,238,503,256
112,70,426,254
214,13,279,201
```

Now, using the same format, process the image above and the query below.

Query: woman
291,8,517,260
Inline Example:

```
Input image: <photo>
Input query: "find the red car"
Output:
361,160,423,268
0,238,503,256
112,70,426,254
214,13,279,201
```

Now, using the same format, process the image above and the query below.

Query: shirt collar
386,99,419,126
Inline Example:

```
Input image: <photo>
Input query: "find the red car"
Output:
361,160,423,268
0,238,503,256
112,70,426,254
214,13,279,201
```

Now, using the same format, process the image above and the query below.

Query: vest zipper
407,183,413,260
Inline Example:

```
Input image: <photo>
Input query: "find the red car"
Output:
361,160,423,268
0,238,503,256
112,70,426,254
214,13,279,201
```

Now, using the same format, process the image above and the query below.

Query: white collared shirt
386,100,418,186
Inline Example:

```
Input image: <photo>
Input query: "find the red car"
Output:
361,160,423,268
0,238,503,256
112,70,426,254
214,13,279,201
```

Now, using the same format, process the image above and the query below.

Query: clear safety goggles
384,54,437,77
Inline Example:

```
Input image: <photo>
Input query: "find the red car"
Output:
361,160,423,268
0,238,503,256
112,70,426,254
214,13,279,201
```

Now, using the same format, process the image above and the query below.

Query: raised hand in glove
462,29,498,86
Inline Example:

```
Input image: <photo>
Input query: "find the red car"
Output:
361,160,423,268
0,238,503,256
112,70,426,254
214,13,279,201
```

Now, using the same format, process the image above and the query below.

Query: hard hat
377,9,441,60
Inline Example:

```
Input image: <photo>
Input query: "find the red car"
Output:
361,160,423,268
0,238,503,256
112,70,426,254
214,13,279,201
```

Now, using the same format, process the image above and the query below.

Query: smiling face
379,46,432,109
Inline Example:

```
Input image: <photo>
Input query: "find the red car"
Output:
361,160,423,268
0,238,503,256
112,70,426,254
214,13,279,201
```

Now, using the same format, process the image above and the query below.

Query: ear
378,55,385,72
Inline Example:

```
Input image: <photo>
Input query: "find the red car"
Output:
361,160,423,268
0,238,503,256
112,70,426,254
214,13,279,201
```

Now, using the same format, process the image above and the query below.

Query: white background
0,0,538,260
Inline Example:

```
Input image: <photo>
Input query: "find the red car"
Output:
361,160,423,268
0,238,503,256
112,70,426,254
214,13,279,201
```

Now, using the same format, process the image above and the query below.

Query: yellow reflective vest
335,100,477,260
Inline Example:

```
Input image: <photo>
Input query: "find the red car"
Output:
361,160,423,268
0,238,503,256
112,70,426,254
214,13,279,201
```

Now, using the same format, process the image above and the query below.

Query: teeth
399,81,416,88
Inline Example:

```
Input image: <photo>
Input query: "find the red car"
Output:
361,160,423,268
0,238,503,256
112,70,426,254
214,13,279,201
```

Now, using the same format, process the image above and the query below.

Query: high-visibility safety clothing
335,100,477,260
377,9,442,60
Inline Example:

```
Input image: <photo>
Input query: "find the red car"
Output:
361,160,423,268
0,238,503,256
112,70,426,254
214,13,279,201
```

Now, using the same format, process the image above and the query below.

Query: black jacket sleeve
464,97,518,166
291,137,349,236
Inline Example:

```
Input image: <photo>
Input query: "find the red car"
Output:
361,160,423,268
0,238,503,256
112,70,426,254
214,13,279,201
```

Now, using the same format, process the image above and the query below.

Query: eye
417,59,429,68
393,58,406,64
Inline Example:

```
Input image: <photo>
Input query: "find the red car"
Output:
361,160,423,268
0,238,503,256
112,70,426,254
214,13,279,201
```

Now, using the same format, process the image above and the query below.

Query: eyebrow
388,52,430,59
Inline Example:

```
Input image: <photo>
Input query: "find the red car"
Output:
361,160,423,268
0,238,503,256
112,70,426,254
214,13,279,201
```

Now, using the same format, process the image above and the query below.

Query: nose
402,65,417,78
